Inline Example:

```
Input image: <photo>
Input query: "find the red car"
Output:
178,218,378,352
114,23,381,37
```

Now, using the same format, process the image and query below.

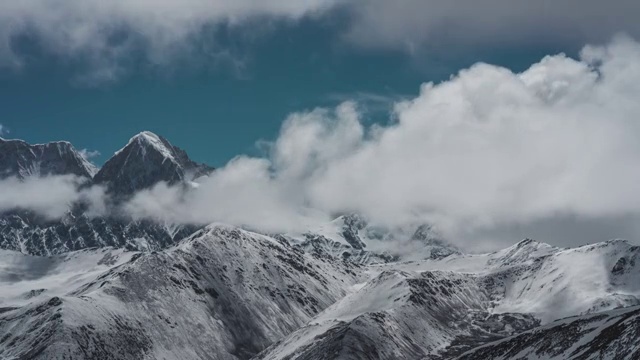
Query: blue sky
0,7,579,167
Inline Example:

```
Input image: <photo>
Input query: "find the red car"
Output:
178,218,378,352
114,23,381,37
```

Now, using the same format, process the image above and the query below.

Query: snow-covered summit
93,131,213,196
118,131,177,162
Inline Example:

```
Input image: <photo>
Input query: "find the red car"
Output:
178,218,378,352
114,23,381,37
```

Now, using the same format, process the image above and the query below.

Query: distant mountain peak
118,131,176,163
93,131,213,196
0,137,96,179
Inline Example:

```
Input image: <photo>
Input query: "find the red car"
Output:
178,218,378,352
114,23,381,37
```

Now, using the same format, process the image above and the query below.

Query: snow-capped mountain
3,223,640,359
0,137,96,179
0,132,212,256
0,225,363,359
93,131,213,197
2,132,640,359
256,238,640,359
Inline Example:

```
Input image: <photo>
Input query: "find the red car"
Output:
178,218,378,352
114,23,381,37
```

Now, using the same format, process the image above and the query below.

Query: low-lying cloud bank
0,175,106,219
5,36,640,247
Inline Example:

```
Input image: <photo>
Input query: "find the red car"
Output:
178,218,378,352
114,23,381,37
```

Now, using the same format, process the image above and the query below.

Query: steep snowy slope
0,247,135,307
457,305,640,360
255,270,538,360
257,238,640,359
371,238,640,323
0,224,363,360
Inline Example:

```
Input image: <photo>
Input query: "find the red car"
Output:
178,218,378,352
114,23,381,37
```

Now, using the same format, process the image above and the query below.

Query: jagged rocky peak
410,224,460,259
0,137,96,179
93,131,213,196
336,213,368,249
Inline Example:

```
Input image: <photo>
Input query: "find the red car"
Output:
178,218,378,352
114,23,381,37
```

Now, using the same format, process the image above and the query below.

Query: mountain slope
457,305,640,360
257,238,640,359
255,270,538,360
0,225,363,359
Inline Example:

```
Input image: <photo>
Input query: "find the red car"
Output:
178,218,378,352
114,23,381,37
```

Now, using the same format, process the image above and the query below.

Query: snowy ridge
0,137,96,179
256,269,538,359
457,305,640,359
0,224,363,359
257,237,640,359
2,222,640,359
116,131,177,164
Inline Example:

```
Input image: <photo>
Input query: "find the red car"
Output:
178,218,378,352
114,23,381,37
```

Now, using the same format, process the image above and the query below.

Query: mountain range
1,132,639,359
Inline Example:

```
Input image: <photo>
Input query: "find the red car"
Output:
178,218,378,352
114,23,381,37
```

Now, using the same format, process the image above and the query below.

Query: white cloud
0,175,106,219
0,0,338,81
343,1,640,52
4,1,639,82
79,148,100,160
0,124,6,136
124,36,640,246
124,157,330,233
7,36,640,248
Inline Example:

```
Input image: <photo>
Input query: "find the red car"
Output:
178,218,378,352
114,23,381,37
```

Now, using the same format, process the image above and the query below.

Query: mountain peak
0,137,96,179
93,132,213,196
117,131,176,162
410,224,460,259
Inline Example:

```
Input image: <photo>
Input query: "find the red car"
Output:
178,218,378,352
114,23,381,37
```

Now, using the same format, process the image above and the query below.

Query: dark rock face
411,224,460,259
93,131,213,197
340,214,367,250
0,138,96,179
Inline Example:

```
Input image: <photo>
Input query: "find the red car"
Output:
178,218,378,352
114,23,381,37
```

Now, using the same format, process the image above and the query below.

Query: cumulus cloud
125,157,331,233
0,0,337,82
79,148,100,160
0,175,106,219
7,36,640,248
344,0,640,53
124,36,640,246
